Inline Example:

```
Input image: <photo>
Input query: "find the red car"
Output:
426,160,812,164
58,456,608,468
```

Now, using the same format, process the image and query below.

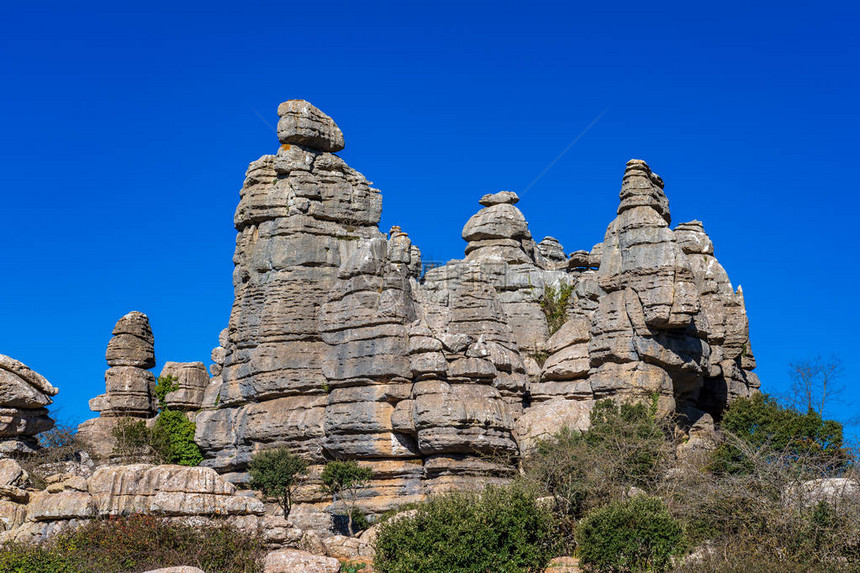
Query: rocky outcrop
263,548,341,573
181,101,760,518
77,312,158,459
160,361,209,411
90,311,157,417
0,463,264,543
0,355,58,455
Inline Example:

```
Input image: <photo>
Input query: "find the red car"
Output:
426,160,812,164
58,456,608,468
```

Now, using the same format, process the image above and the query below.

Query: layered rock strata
77,312,158,459
0,462,264,543
160,362,209,411
0,356,58,455
193,101,759,518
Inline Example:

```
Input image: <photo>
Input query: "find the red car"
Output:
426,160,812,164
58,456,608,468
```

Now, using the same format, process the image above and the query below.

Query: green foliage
374,483,559,573
321,460,373,497
321,460,373,536
709,393,846,475
524,398,670,520
539,283,574,335
154,375,179,408
348,506,370,532
248,447,308,517
339,561,367,573
576,495,684,573
0,543,77,573
0,515,265,573
152,410,203,466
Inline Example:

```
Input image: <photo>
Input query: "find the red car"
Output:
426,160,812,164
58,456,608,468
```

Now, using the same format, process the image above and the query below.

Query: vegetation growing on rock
321,460,373,536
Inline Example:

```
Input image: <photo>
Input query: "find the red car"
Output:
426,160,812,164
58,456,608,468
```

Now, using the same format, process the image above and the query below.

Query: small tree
248,448,308,519
321,460,373,536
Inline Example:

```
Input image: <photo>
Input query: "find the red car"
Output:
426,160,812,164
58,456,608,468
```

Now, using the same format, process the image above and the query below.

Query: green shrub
321,460,373,536
374,483,559,573
709,393,846,475
248,447,308,518
539,283,574,335
154,375,179,408
0,543,77,573
524,398,671,520
576,495,684,573
152,410,203,466
0,515,265,573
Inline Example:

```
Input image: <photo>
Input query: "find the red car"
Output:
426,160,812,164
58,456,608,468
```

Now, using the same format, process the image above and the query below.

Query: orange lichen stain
280,144,291,152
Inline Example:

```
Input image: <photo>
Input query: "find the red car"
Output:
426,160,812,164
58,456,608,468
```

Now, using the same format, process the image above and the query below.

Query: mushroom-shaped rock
277,100,345,152
462,203,529,241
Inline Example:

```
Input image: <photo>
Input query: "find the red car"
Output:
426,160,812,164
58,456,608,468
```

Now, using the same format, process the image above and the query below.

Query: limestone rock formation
0,355,58,455
160,362,209,411
77,312,158,459
0,463,263,543
185,101,760,519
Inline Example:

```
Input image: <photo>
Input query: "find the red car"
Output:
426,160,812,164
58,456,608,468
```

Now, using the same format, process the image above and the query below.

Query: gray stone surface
160,361,209,411
0,355,57,454
277,100,345,153
187,102,759,517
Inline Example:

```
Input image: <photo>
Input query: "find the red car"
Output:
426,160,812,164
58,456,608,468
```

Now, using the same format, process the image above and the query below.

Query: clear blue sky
2,1,858,438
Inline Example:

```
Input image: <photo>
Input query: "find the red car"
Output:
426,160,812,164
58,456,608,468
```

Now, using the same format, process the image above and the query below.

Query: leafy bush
374,483,559,573
524,398,671,520
111,375,203,466
539,283,574,335
709,393,846,475
112,411,202,466
576,495,684,573
321,460,373,536
152,410,203,466
0,543,77,573
248,447,308,518
154,375,179,408
0,515,265,572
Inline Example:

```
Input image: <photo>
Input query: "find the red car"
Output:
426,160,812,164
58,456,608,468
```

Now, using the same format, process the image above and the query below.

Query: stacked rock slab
77,312,158,459
0,356,58,455
194,101,760,517
159,362,209,411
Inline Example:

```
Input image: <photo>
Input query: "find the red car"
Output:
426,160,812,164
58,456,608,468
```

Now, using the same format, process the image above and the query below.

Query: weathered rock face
77,312,158,459
160,361,209,411
0,355,58,455
193,101,759,516
90,312,157,417
0,463,264,543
